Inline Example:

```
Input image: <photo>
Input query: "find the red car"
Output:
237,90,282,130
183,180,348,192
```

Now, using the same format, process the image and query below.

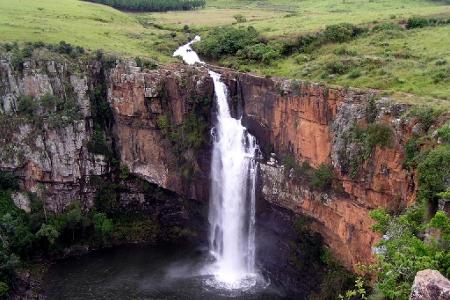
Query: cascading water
174,37,260,290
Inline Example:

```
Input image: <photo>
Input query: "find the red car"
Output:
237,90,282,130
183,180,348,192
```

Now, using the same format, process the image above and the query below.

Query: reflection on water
43,244,289,300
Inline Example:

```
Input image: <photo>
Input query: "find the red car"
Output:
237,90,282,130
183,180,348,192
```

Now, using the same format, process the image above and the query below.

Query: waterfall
174,37,259,289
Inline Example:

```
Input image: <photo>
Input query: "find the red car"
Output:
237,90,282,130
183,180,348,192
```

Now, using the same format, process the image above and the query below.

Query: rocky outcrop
109,62,214,202
0,57,107,212
220,70,417,270
0,54,214,212
410,269,450,300
259,163,378,269
1,53,421,274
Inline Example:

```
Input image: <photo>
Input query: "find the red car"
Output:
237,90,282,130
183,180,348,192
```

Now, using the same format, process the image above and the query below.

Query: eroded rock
410,269,450,300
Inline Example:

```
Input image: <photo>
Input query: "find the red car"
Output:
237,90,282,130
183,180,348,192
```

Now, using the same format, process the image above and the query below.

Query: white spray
174,37,259,289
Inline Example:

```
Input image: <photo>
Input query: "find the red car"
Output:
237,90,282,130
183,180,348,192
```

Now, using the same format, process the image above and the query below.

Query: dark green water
43,244,290,300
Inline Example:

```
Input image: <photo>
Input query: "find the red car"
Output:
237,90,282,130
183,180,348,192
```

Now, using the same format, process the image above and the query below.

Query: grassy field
149,0,450,35
236,25,450,105
0,0,185,61
0,0,449,105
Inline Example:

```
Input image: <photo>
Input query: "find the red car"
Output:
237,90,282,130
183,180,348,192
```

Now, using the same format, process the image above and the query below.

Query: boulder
410,269,450,300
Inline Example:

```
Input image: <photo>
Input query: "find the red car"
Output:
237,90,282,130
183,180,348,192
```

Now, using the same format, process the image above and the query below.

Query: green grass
238,25,450,106
0,0,185,61
1,0,449,105
150,0,450,35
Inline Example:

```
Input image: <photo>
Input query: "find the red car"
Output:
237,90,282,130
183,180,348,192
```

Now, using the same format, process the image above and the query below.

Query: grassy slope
150,0,450,35
242,25,450,106
0,0,449,105
148,0,450,105
0,0,184,61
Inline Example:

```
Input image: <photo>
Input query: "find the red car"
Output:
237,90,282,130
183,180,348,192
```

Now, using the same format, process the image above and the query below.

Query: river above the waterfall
42,243,291,300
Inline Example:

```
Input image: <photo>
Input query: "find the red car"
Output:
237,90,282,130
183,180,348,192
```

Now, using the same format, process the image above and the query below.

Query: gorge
0,40,448,299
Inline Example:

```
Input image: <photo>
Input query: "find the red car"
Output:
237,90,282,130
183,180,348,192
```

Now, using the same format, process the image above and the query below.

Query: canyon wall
1,52,418,273
0,55,213,210
220,70,416,270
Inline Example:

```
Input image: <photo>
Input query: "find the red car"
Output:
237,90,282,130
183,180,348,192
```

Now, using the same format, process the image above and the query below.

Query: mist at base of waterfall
43,244,288,300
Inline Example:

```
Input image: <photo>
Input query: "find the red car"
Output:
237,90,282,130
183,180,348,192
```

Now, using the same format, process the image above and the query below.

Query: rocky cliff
220,70,418,270
1,50,422,274
0,51,213,211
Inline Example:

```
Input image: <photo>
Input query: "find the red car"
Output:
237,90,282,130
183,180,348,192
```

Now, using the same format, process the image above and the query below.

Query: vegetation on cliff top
1,0,449,103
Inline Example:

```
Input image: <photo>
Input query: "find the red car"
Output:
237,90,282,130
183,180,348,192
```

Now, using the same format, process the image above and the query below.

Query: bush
135,57,157,70
417,144,450,205
403,137,421,169
407,106,441,132
325,59,350,75
234,14,247,23
372,22,402,32
371,206,449,299
437,124,450,143
94,183,120,216
323,23,365,43
0,282,9,298
347,68,361,79
370,208,390,233
195,26,260,60
17,95,37,116
406,17,430,29
311,164,334,191
238,43,281,64
365,123,394,151
87,127,112,157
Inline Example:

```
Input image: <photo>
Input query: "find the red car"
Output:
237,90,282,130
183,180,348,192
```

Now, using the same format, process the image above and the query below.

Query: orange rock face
221,71,415,270
109,63,214,202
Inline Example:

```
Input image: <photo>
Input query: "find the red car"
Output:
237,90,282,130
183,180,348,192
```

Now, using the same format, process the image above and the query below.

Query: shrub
334,46,357,56
347,68,361,79
366,96,378,123
92,212,113,242
234,14,247,23
432,69,449,83
407,106,441,132
323,23,365,43
238,43,280,64
0,282,8,298
94,183,120,216
417,144,450,205
87,127,112,157
435,58,447,66
371,206,449,299
156,115,170,134
403,137,421,169
365,123,394,151
325,59,350,75
372,22,402,31
195,26,260,60
311,164,334,191
135,57,157,70
17,95,37,116
437,124,450,143
36,224,59,245
370,208,390,233
406,17,430,29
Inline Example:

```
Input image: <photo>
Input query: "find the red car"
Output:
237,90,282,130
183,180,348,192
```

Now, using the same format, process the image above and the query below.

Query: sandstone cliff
1,50,422,273
220,70,417,270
